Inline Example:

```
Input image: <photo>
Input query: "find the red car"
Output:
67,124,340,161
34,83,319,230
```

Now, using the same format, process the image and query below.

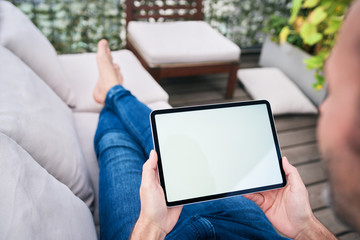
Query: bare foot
93,39,124,104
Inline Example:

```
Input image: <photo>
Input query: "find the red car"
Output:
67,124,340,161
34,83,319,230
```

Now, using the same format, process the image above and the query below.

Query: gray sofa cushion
72,112,100,236
0,46,94,208
0,1,76,107
0,132,97,240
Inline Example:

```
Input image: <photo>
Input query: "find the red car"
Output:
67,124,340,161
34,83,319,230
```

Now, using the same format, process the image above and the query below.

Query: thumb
148,150,158,169
244,193,265,206
282,157,302,185
142,150,159,184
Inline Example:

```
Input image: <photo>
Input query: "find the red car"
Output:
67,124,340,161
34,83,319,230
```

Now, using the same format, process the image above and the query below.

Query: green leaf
306,33,323,45
313,73,325,90
304,55,324,69
289,0,303,24
303,0,319,8
315,73,325,84
307,7,327,25
324,17,342,35
279,26,291,44
300,22,323,45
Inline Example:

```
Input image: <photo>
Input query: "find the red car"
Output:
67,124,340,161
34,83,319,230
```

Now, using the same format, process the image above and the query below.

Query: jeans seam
189,216,216,240
189,216,201,239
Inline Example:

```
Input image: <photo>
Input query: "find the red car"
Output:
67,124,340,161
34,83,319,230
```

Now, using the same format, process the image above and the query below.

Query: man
93,1,360,239
130,0,360,239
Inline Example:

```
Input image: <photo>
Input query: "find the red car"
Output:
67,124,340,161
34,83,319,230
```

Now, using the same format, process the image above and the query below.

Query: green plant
265,0,352,90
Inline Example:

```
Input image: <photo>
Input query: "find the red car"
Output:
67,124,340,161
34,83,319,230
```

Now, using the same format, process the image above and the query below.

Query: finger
149,150,157,170
244,193,265,206
282,157,306,191
150,151,161,182
282,157,299,175
143,150,160,183
142,151,156,183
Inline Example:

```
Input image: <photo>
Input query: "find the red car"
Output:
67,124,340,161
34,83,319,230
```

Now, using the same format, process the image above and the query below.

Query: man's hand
244,157,335,240
131,150,182,240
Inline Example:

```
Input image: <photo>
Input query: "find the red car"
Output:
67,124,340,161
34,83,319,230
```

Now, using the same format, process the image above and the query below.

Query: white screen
154,104,283,203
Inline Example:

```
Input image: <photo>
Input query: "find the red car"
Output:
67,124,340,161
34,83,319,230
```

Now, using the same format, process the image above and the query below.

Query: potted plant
260,0,352,106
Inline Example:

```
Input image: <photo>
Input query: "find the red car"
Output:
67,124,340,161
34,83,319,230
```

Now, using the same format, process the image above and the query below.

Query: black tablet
150,100,286,207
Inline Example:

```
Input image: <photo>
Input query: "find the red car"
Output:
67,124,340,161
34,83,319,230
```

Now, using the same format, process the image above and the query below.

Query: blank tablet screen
150,100,286,206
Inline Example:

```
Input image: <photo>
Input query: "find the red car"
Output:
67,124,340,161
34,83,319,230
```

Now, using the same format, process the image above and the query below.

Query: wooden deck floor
158,54,360,240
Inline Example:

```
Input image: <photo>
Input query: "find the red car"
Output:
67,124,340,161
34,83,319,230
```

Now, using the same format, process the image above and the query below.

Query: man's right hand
244,157,335,240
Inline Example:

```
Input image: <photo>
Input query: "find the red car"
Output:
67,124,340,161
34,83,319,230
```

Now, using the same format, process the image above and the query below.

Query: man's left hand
131,150,182,240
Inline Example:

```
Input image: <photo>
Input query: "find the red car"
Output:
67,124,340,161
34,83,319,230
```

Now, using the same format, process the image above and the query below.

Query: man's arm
245,157,336,240
130,151,182,240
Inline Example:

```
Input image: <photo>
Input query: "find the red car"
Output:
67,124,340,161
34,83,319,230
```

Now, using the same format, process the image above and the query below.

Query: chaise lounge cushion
237,67,318,115
0,1,76,107
0,132,97,240
58,50,169,112
127,21,240,66
0,46,94,207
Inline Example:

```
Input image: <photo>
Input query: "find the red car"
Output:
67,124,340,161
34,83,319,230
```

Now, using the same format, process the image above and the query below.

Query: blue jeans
94,85,288,240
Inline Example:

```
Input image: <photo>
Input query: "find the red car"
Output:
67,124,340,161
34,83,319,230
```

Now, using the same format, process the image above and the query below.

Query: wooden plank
338,232,360,240
170,94,250,107
239,54,260,68
308,182,329,210
274,115,318,132
282,143,320,165
163,77,250,107
314,208,351,236
161,74,244,92
278,127,317,148
296,161,327,185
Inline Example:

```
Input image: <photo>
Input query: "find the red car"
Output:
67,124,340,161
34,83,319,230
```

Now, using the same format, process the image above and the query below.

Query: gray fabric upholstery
0,132,97,240
0,1,76,107
0,46,94,208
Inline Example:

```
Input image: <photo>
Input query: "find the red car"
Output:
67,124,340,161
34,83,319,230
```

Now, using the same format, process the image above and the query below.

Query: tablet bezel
150,100,286,206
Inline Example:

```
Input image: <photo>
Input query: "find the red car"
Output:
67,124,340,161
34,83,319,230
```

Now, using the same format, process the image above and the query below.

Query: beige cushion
0,46,94,208
58,50,169,112
0,1,76,107
237,68,318,115
0,132,97,240
127,21,240,65
147,101,172,110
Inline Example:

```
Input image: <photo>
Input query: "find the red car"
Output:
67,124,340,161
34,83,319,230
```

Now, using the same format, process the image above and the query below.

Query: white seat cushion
58,50,169,112
0,132,97,240
237,68,318,115
127,21,240,65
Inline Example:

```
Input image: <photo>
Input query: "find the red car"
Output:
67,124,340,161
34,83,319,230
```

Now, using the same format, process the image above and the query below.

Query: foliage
264,0,352,89
8,0,291,54
204,0,291,48
9,0,125,53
